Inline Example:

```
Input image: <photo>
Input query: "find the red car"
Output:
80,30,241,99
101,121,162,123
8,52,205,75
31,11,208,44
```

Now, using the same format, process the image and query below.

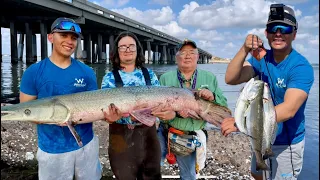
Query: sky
1,0,319,64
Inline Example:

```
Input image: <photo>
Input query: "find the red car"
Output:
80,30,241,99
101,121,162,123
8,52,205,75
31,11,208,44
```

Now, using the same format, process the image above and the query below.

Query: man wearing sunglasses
19,17,102,180
222,4,314,180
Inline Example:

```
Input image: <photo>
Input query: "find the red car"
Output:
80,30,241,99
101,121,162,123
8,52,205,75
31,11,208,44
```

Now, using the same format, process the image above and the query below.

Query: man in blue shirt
221,4,314,180
19,17,102,180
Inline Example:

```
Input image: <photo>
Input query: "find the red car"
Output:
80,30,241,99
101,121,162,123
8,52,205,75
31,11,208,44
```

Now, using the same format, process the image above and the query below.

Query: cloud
309,35,319,46
97,0,129,8
267,0,308,4
298,13,319,31
112,6,175,26
190,29,225,41
148,0,172,6
178,0,305,30
178,0,272,30
152,21,189,39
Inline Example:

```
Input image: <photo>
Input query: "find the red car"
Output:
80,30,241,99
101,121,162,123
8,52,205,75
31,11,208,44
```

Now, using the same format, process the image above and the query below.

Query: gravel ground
1,121,253,180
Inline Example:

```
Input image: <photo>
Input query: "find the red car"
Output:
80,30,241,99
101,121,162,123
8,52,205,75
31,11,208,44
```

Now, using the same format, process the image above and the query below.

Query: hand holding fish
220,117,238,137
103,103,126,124
197,89,215,101
151,104,176,121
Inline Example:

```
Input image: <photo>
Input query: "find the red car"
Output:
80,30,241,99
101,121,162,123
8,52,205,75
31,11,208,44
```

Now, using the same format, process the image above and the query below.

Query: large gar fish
1,86,232,146
234,78,278,171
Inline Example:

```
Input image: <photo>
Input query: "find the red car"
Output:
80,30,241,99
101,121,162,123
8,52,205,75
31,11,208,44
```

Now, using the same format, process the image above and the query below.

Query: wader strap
112,69,123,87
141,67,151,85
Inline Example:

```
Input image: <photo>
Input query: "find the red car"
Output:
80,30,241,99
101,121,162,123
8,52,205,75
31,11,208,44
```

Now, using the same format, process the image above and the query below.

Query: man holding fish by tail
221,3,314,180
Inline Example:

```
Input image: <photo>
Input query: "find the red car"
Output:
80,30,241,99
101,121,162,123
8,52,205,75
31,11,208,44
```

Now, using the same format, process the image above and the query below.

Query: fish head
197,99,232,128
244,79,265,101
1,98,69,124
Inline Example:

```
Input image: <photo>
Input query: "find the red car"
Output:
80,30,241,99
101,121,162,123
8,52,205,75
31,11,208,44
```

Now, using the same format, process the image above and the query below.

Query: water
1,57,319,179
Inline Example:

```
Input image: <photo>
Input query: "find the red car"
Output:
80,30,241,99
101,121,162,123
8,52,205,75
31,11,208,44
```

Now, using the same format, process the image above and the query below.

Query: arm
275,88,308,123
225,34,263,85
275,63,314,123
20,92,37,103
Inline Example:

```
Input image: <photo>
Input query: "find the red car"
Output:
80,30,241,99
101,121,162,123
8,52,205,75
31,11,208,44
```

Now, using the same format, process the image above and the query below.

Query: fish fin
263,148,274,160
256,161,270,171
66,121,83,147
130,108,156,127
188,110,201,119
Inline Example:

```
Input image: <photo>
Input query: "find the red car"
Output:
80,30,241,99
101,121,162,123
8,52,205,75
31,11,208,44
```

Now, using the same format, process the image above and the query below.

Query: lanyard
177,69,198,89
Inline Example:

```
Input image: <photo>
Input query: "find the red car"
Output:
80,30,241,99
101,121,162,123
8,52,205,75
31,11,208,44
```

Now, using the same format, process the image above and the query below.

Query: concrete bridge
1,0,212,65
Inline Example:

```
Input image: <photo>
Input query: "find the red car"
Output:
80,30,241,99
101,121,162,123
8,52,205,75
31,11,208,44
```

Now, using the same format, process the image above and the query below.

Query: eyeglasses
177,50,198,56
52,21,82,34
118,44,137,52
266,24,294,34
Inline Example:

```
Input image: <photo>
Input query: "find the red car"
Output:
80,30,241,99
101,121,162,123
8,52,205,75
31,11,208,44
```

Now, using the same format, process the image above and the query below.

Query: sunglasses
266,24,294,34
52,21,81,34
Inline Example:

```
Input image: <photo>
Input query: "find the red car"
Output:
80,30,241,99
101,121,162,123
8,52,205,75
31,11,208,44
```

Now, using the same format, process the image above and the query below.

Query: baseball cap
267,4,298,29
50,17,82,38
178,39,197,51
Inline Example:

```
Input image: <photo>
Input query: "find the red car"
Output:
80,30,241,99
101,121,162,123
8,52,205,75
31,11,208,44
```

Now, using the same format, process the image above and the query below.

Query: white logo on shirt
74,78,86,87
276,78,286,88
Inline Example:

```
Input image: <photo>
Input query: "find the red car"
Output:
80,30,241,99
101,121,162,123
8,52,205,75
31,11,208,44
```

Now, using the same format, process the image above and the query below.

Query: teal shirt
159,68,228,131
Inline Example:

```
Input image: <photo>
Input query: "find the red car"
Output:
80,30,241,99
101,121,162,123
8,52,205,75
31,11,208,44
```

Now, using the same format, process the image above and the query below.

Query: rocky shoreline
1,121,252,179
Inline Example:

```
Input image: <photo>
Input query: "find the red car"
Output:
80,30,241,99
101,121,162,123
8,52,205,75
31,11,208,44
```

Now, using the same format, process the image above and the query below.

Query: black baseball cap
50,17,82,38
267,4,298,29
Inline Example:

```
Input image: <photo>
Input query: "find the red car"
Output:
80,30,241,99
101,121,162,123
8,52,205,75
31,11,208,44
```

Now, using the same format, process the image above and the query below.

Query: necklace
177,69,198,89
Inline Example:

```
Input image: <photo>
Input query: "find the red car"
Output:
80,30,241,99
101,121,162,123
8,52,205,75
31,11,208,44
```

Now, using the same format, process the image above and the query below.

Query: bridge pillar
40,22,48,60
75,38,83,60
0,28,2,62
84,34,92,64
18,34,24,61
10,22,18,64
25,22,34,64
108,35,114,64
153,45,158,64
92,38,96,63
97,33,103,63
160,45,166,65
32,34,37,62
147,41,151,64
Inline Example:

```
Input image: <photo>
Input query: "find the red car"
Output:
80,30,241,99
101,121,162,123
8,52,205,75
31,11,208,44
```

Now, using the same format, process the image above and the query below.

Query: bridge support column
40,22,48,60
147,41,151,64
108,35,114,64
160,45,166,65
25,22,33,64
97,33,105,63
18,34,24,61
92,39,96,63
154,45,158,64
75,38,82,60
32,34,37,62
10,22,18,64
0,28,2,62
84,34,92,64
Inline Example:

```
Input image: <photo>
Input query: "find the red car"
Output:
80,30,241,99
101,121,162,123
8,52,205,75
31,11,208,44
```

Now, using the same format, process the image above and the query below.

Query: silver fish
1,86,232,146
235,78,277,171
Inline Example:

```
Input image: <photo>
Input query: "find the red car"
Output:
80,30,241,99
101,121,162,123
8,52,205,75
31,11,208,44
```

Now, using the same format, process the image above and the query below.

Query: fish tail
256,161,270,171
263,148,274,160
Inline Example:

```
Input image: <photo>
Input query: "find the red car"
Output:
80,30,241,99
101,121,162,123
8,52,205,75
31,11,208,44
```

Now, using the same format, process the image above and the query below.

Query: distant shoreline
210,59,231,64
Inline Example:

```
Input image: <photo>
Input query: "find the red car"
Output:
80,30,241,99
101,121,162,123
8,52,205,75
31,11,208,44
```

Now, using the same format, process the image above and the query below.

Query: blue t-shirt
248,49,314,145
101,68,160,124
20,58,98,153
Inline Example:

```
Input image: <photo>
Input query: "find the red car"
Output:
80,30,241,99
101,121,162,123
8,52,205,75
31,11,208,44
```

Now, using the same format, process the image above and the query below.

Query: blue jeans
157,124,197,180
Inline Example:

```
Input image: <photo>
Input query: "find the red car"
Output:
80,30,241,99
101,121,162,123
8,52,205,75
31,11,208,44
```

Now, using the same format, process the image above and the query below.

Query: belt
160,123,197,135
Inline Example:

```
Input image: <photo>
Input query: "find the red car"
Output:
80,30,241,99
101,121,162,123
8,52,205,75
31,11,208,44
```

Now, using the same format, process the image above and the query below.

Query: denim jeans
157,124,197,180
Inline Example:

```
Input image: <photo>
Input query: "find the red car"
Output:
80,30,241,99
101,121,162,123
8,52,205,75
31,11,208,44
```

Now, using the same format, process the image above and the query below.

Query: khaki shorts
251,138,305,180
37,136,102,180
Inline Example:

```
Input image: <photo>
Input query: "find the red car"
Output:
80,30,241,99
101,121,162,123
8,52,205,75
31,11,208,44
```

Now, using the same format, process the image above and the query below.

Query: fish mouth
1,111,13,117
